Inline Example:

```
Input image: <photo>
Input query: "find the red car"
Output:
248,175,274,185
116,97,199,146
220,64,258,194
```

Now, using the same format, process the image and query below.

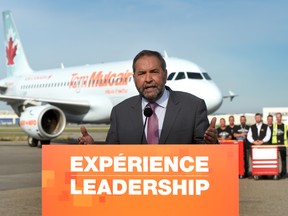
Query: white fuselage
1,57,223,124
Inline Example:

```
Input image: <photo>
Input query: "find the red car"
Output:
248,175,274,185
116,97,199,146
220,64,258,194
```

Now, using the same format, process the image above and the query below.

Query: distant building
0,110,19,125
263,107,288,124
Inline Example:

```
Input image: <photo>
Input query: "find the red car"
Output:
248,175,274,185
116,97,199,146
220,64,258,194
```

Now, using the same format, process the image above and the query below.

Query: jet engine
19,105,66,140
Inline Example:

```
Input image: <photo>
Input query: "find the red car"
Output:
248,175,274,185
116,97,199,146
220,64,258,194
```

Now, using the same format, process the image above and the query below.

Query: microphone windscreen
144,107,153,117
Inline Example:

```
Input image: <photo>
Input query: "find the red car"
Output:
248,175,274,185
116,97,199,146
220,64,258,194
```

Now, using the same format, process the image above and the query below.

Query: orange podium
42,145,238,216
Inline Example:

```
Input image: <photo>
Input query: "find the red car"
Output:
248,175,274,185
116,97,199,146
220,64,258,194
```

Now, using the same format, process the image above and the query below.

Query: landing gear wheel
38,140,51,148
28,137,39,147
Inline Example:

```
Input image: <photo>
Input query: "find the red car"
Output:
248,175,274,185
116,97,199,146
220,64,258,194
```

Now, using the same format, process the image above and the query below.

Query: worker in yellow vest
271,112,288,178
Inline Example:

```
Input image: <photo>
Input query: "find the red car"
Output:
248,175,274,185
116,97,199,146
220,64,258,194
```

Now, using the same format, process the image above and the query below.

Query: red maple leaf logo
6,37,17,65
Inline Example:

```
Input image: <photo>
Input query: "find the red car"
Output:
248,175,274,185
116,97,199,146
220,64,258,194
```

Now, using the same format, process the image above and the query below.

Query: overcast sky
0,0,287,114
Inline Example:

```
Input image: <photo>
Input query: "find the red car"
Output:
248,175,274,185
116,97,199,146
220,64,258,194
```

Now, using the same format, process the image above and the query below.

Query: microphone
144,106,153,118
141,106,153,144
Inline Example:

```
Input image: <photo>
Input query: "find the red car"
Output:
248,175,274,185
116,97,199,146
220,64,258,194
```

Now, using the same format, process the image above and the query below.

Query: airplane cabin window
167,72,176,80
203,73,212,80
175,72,185,80
187,72,203,80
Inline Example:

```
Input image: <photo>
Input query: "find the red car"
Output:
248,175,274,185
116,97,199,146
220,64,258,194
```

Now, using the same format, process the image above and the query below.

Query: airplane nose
205,83,223,114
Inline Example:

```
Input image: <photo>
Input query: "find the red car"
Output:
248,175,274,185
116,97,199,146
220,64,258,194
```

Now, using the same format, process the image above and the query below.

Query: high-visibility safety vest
271,123,288,145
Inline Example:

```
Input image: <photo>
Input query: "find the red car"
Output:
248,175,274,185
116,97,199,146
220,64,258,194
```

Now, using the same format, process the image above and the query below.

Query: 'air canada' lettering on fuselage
69,70,133,88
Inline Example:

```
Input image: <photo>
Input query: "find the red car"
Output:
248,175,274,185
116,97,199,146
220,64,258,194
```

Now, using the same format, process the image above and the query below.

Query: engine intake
19,105,66,140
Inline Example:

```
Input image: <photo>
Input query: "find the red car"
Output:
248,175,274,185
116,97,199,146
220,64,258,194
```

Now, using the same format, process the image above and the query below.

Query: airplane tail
2,11,33,77
223,90,238,101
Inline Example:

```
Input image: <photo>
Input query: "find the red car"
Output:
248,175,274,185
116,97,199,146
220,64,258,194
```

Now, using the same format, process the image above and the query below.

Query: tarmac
1,130,288,216
0,142,41,216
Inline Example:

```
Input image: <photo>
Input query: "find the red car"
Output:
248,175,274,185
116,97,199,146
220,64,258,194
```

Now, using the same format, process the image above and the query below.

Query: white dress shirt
247,122,271,143
142,89,170,139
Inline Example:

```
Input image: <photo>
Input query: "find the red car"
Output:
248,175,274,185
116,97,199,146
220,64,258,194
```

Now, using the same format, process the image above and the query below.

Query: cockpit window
167,72,176,81
186,72,203,80
203,72,212,80
175,72,185,80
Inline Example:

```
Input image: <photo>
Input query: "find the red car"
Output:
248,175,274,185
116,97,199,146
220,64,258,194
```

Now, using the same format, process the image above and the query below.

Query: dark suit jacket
106,87,209,144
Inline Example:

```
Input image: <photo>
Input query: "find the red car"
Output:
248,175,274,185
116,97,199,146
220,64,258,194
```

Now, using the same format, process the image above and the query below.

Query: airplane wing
0,94,90,114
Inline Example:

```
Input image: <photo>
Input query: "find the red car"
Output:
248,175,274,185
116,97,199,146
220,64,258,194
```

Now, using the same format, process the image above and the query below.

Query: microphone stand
141,106,153,144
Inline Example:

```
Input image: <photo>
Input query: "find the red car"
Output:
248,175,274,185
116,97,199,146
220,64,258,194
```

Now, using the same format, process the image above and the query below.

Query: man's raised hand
78,126,94,144
204,117,218,144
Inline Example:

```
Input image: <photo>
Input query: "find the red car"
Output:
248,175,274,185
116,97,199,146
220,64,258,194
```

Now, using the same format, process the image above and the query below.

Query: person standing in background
271,113,288,178
228,115,236,140
217,118,232,140
267,114,274,144
234,115,250,177
234,115,250,141
247,113,271,178
247,113,271,145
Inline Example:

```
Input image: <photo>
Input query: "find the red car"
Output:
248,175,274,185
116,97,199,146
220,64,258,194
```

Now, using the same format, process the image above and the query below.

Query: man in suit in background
247,113,271,146
79,50,218,144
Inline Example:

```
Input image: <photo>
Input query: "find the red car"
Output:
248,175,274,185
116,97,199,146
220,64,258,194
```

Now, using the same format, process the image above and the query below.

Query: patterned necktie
147,103,159,144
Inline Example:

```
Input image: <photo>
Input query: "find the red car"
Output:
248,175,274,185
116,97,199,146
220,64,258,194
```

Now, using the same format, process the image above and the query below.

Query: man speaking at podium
79,50,218,144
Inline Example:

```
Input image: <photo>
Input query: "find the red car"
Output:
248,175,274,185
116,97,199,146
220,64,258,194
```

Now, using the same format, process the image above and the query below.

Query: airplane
0,11,235,147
